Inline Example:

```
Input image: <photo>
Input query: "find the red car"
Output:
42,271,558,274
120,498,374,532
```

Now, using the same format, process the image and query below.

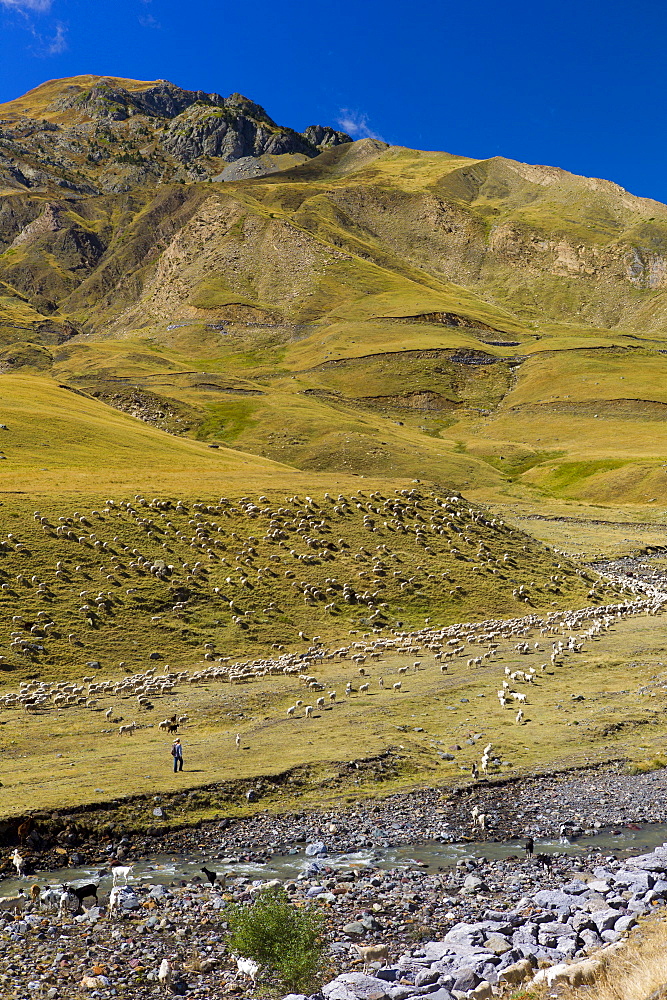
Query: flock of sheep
0,518,658,764
0,487,616,682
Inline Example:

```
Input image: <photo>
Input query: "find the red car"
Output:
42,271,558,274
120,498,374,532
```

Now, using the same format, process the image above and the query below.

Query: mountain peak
0,74,351,195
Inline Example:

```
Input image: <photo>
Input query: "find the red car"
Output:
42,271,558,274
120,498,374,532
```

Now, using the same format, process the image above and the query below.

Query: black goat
63,882,98,913
201,866,225,887
535,853,553,871
524,836,534,858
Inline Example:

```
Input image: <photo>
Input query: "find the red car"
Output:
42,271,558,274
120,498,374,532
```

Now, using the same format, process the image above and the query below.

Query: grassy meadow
0,579,664,828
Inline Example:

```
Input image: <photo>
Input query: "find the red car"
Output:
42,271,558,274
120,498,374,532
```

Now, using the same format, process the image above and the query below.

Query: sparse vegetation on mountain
2,75,667,507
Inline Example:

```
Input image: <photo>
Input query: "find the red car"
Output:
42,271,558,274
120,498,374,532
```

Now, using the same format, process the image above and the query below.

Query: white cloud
139,12,160,28
336,108,385,142
46,21,66,53
0,0,52,11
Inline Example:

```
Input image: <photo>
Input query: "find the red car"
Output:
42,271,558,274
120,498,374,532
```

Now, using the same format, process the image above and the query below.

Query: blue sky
0,0,665,201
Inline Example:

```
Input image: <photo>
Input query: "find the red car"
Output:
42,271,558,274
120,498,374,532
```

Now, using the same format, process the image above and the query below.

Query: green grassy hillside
2,75,667,511
0,486,609,679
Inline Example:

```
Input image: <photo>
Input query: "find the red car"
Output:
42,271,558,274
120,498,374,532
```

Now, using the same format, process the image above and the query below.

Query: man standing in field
171,738,184,772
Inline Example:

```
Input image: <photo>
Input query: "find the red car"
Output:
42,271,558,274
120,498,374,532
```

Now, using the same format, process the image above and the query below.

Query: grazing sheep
359,683,369,694
393,681,402,692
304,705,313,718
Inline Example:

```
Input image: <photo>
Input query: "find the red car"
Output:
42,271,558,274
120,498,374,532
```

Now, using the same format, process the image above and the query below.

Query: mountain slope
3,76,667,506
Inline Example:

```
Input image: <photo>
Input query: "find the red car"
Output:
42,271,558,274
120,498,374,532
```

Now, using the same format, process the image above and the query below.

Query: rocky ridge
0,77,351,197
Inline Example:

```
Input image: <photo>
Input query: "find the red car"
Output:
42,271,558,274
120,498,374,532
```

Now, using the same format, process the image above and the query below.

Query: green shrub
225,887,328,993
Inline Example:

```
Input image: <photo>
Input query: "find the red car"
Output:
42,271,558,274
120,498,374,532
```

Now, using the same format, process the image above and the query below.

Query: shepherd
171,738,184,772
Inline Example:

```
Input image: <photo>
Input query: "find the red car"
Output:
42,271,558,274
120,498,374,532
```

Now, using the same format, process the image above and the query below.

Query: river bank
6,757,667,881
2,760,667,998
0,819,663,1000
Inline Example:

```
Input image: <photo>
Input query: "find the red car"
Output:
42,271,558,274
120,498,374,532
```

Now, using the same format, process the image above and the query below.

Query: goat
235,955,259,984
352,942,389,972
158,958,172,993
111,865,133,886
524,836,534,858
17,818,33,847
40,886,68,912
0,891,27,913
393,681,402,691
107,885,125,917
304,705,313,718
10,849,24,877
63,882,98,913
201,866,225,887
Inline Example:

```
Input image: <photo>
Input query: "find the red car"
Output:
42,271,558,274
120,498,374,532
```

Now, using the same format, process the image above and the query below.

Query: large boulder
322,973,390,1000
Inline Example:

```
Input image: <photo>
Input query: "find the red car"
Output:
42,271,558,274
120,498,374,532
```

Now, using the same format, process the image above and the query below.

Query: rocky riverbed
0,831,663,999
3,761,667,998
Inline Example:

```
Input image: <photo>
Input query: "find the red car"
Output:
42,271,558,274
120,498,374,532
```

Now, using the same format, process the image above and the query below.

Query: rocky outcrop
161,105,316,164
303,124,353,149
46,79,351,167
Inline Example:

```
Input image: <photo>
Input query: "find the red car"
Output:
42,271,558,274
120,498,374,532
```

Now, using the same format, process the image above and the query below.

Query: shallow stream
3,822,667,898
